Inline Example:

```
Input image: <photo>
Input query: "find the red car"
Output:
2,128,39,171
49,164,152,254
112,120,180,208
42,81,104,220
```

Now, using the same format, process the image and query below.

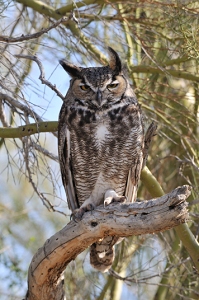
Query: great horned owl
58,48,144,272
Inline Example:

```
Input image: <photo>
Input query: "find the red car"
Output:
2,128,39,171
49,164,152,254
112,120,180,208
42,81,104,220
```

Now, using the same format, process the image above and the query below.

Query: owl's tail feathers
90,236,123,273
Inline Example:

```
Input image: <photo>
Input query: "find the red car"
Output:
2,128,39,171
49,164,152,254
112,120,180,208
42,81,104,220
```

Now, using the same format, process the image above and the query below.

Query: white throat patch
95,123,109,143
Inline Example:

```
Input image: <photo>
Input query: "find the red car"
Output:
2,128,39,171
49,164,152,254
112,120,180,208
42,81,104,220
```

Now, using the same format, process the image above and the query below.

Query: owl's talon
87,203,95,212
71,204,95,222
70,208,85,222
104,197,112,207
104,195,127,207
117,196,127,203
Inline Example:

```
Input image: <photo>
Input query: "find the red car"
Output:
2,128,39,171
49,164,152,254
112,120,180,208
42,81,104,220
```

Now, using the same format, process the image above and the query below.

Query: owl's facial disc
72,75,127,109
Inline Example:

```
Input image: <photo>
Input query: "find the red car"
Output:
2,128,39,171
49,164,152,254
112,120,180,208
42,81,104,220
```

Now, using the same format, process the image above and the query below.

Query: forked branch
25,185,191,300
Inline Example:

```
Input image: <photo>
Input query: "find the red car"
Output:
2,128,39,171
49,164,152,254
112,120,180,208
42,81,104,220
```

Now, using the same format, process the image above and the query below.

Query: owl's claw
71,203,95,222
70,209,84,222
104,195,126,207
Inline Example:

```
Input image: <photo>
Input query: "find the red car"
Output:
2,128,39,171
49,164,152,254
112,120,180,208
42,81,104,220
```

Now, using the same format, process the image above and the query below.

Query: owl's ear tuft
108,47,122,75
59,59,82,78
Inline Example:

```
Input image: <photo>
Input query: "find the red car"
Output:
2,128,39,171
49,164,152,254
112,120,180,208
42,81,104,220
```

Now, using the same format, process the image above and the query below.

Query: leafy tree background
0,0,199,299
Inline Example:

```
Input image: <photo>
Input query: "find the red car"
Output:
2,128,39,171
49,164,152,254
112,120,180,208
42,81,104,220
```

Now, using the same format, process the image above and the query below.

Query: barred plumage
58,48,145,272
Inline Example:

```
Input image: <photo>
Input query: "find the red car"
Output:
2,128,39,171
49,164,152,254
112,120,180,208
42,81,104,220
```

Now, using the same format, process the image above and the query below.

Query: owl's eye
80,84,90,91
107,83,119,89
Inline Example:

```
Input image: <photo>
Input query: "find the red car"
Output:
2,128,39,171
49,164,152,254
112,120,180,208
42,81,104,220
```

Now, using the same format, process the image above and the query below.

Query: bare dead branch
109,257,191,283
29,141,59,162
0,93,43,122
22,136,66,216
0,17,68,43
15,55,65,100
26,185,191,300
0,100,9,127
172,155,199,173
0,94,59,139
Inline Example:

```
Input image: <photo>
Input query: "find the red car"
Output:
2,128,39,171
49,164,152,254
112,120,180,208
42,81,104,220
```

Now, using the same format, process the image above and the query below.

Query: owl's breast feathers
62,101,144,207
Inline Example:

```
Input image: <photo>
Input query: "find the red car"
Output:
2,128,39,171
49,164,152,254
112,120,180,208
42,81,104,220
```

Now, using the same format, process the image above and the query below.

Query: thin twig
22,137,66,216
15,55,65,100
109,257,191,283
0,17,69,43
161,154,199,175
0,94,58,138
29,141,59,162
0,92,43,122
0,100,9,127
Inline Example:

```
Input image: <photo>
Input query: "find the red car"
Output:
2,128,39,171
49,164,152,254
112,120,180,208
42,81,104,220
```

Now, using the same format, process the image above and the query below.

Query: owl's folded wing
125,122,157,203
58,111,79,211
125,155,143,203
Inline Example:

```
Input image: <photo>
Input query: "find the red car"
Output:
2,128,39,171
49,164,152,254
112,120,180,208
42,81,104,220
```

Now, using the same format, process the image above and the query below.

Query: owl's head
60,47,135,110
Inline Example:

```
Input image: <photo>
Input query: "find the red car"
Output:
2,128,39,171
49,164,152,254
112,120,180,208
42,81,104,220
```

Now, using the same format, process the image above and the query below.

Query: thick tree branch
16,0,61,19
26,185,190,300
0,122,58,138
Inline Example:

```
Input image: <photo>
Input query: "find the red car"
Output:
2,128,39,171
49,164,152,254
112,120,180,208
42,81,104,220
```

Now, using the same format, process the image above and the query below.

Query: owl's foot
104,189,126,207
71,203,95,222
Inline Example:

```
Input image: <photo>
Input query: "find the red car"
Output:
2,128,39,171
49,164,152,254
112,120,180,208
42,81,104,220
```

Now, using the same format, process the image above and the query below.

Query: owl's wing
125,156,143,203
58,107,79,211
125,122,157,203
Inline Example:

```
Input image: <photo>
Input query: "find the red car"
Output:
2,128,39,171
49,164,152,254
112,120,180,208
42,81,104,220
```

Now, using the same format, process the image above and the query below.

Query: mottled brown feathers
58,48,145,272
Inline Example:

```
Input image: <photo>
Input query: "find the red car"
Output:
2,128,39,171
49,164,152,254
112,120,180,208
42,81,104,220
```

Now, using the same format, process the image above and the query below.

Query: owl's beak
96,89,102,106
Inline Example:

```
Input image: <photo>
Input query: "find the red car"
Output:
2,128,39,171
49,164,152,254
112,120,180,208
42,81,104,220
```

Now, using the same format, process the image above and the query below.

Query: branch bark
25,185,190,300
0,121,58,138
